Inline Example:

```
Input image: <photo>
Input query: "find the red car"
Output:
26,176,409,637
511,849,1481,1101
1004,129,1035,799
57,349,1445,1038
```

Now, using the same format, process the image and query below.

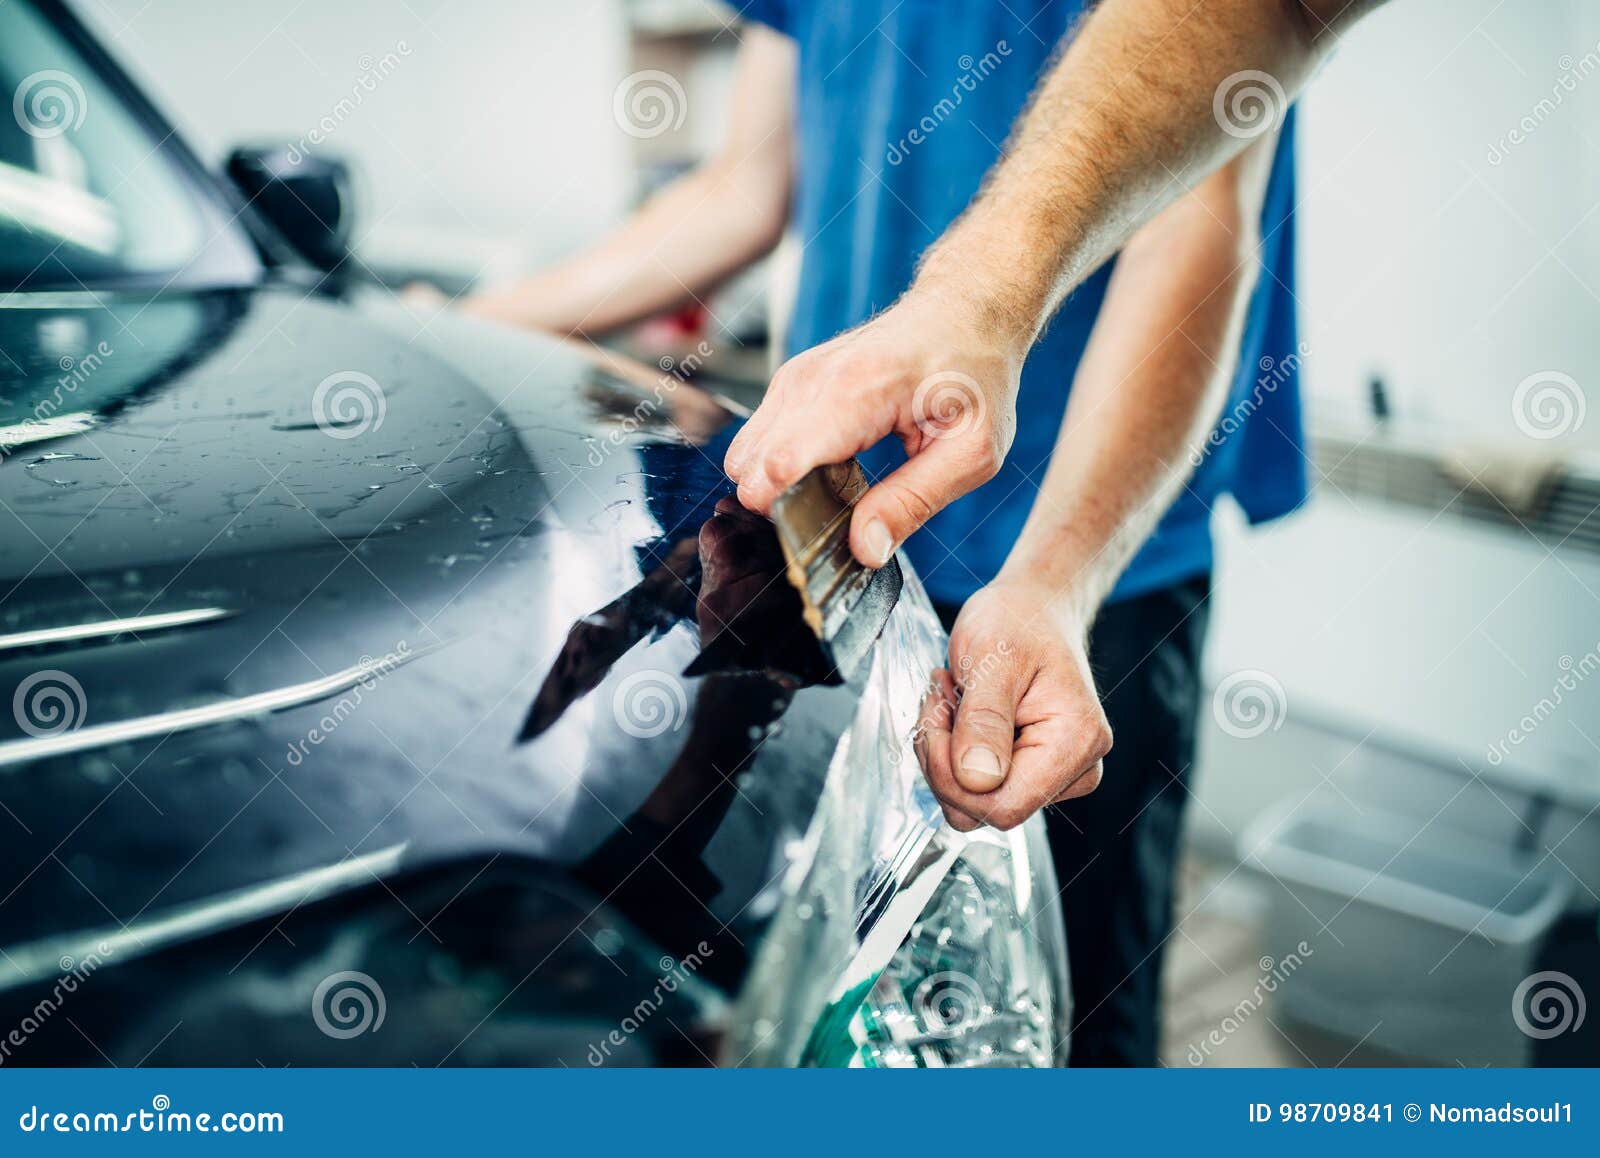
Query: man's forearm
914,0,1374,351
463,156,787,335
999,151,1271,619
911,168,1265,822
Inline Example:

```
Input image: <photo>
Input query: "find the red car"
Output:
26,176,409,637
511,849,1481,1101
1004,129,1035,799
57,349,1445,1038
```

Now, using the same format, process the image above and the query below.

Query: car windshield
0,1,260,290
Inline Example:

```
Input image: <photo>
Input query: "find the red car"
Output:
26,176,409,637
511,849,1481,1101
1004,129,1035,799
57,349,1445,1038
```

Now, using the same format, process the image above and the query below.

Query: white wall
71,0,633,279
1194,1,1600,892
1297,0,1600,447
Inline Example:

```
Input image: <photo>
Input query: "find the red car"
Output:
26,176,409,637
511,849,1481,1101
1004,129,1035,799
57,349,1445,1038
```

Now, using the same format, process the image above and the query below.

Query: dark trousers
936,575,1211,1067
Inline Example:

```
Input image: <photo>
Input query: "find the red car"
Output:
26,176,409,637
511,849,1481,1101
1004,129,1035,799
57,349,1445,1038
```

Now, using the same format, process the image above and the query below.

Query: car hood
0,285,947,1062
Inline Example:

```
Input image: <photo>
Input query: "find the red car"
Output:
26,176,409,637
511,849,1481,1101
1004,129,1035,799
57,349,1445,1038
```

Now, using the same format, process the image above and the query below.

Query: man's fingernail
959,747,1004,789
864,519,895,567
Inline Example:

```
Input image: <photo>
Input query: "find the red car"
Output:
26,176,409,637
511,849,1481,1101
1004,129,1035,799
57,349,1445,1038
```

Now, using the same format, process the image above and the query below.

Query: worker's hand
723,288,1024,567
914,577,1111,832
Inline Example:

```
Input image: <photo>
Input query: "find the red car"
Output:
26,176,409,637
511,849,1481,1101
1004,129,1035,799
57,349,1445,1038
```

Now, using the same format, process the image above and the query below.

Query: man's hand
723,287,1024,568
914,578,1112,832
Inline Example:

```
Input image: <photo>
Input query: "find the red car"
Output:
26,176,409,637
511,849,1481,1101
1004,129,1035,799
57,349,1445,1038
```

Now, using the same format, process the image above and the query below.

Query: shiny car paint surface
0,282,956,1060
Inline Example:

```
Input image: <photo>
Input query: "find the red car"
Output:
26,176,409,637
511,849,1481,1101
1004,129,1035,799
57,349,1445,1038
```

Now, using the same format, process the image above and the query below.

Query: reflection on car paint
0,288,926,1060
0,286,1069,1065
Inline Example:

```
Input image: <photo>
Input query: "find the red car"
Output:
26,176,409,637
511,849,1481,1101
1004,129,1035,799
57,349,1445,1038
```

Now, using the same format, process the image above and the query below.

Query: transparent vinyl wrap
849,823,1072,1068
725,567,1071,1067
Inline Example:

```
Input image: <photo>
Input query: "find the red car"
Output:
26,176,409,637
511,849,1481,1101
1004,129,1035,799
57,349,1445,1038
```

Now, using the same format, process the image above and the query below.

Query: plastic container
1241,804,1571,1065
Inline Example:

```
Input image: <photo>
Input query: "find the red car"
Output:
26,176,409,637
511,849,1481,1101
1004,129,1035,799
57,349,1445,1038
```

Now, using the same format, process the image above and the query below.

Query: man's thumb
847,451,970,568
950,665,1019,794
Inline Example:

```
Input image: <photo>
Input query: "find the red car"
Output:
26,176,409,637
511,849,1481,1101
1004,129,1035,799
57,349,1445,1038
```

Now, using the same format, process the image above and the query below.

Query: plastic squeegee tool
770,460,903,682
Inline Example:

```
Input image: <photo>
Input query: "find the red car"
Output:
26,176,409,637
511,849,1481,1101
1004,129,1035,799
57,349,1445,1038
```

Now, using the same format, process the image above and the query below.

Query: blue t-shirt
741,0,1306,606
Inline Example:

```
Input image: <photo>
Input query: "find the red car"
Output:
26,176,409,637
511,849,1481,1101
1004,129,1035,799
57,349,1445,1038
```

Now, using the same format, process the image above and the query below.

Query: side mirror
225,146,355,272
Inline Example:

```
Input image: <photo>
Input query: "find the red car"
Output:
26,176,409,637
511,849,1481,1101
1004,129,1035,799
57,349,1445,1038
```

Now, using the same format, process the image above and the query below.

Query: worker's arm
726,0,1380,566
918,141,1276,826
456,25,794,335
